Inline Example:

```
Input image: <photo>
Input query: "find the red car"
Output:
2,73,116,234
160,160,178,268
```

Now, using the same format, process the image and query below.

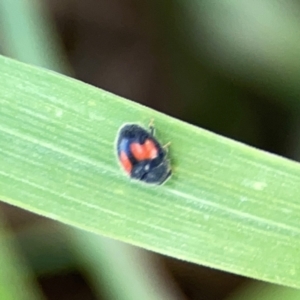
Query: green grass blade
0,214,45,300
0,0,67,72
68,230,182,300
0,1,179,298
1,55,300,288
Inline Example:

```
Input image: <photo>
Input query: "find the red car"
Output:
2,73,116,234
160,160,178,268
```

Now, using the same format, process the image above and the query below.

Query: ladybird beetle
116,122,171,185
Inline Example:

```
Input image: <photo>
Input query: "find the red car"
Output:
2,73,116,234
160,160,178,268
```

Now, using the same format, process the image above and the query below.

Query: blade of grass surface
0,213,45,300
1,55,300,288
0,1,181,298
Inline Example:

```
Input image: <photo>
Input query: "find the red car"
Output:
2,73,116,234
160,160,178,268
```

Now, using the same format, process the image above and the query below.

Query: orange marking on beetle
120,151,132,173
130,139,158,160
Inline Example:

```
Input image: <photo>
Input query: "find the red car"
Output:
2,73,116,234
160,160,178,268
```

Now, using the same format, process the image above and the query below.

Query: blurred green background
1,0,300,299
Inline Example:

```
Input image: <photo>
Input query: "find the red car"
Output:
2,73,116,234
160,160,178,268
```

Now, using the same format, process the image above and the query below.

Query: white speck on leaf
242,179,267,191
55,109,63,117
240,196,247,202
253,181,267,191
